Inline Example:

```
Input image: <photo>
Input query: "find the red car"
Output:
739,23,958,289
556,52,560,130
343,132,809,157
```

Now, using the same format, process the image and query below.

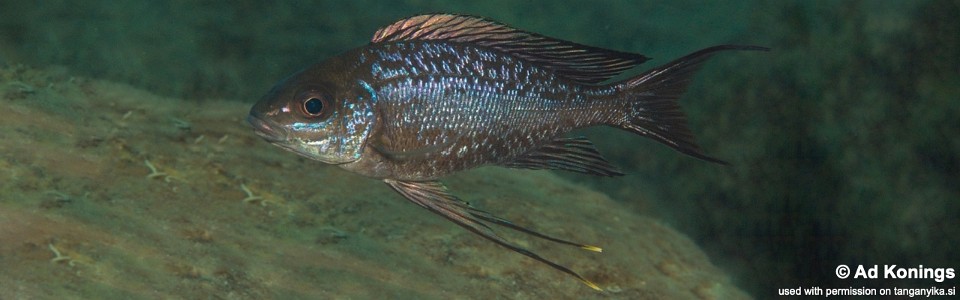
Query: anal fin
502,136,624,176
384,179,603,291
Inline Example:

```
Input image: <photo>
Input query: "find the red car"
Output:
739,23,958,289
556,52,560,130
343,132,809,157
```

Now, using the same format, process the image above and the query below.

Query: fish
247,13,767,290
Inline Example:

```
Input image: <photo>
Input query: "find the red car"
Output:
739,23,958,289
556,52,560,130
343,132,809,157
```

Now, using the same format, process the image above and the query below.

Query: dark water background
3,0,957,297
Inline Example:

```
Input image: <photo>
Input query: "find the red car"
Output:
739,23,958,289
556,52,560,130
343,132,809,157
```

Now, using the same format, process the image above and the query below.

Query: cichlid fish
248,13,766,290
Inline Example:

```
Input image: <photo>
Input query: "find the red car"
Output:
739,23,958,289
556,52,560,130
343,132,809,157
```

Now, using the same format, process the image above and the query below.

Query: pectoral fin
371,133,461,161
502,136,624,176
384,179,602,290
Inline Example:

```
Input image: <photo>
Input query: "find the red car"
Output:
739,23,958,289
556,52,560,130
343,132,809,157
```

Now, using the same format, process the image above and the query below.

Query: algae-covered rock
0,66,748,299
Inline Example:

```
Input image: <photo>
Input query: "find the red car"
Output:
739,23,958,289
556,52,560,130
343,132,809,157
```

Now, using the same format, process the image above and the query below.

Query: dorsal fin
371,14,650,84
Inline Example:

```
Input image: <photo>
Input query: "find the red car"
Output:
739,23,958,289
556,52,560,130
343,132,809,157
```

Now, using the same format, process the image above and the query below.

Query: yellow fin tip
581,245,603,253
582,278,603,291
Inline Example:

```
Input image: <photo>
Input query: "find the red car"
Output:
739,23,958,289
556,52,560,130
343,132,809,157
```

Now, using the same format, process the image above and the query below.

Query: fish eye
303,98,324,115
296,89,334,119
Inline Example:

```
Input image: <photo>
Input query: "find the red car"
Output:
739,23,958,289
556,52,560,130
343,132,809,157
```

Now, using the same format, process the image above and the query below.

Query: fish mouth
247,111,359,165
246,113,287,143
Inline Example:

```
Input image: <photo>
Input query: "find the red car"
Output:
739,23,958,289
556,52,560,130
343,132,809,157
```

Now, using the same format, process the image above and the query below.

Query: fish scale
366,42,610,176
248,13,767,290
376,76,584,173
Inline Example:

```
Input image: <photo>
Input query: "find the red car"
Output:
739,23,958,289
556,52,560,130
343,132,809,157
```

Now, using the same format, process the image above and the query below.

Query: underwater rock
0,66,749,299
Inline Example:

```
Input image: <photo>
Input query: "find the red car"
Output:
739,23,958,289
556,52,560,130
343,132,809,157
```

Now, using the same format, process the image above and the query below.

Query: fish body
248,14,766,290
344,41,623,180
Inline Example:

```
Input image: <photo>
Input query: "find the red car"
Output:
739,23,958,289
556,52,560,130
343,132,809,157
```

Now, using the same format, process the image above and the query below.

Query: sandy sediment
0,65,749,299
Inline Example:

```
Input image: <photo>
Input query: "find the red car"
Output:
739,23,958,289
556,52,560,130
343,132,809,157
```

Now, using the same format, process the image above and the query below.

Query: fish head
247,63,377,165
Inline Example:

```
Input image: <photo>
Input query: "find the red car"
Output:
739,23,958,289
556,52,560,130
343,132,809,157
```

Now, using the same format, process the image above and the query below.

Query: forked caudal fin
615,45,769,165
